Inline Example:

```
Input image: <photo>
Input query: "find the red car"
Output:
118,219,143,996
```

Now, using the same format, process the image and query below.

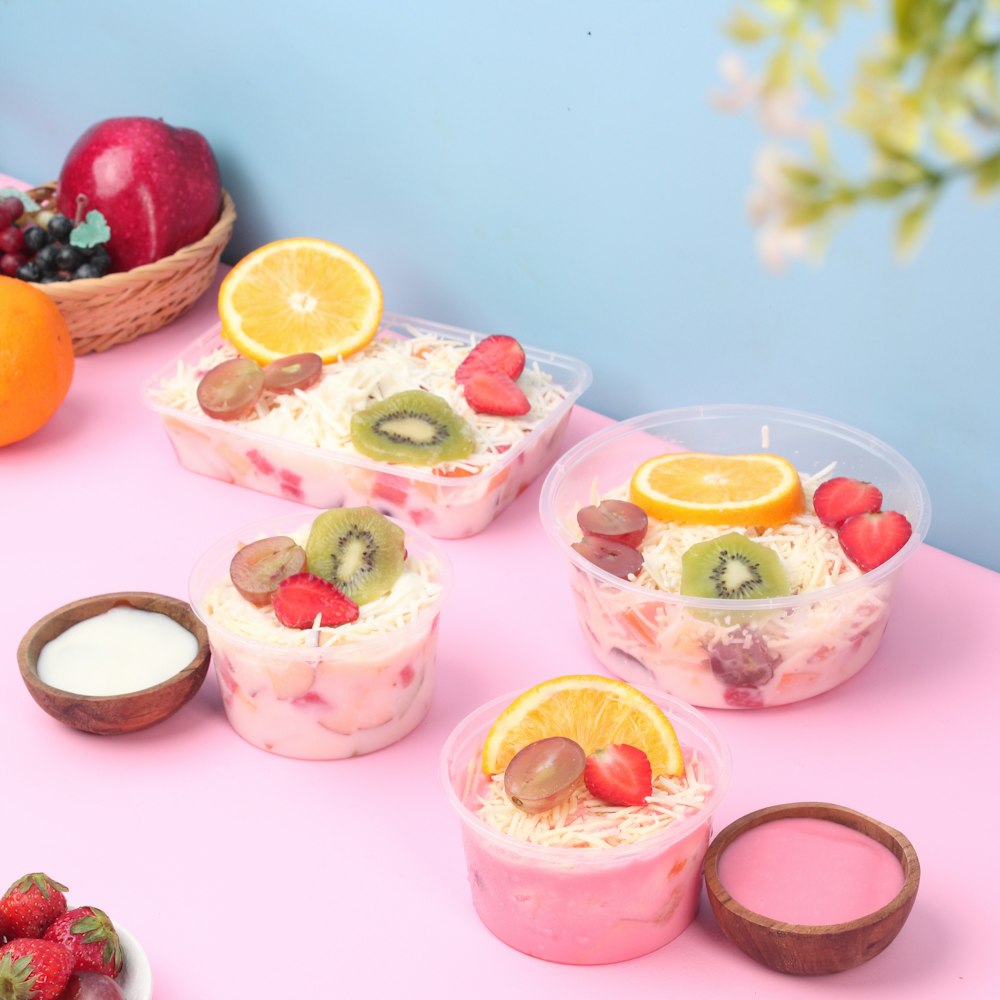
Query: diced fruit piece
272,573,360,629
43,906,123,978
723,686,765,709
262,352,323,393
583,744,653,806
60,970,126,999
708,627,779,687
0,873,68,939
196,357,264,420
812,476,883,527
350,390,476,465
461,370,530,416
305,506,405,605
0,938,75,1000
218,238,382,364
0,196,25,227
680,531,790,600
229,535,307,607
572,536,643,579
456,334,526,383
577,499,648,549
837,510,913,571
503,737,586,813
630,452,805,527
482,674,684,778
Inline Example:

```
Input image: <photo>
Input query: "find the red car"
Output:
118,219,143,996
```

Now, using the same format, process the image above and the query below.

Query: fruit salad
539,406,929,710
190,508,451,759
143,315,591,538
441,677,730,964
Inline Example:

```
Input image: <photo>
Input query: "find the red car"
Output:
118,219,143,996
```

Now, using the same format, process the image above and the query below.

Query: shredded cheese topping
150,330,568,474
202,526,443,648
476,755,711,849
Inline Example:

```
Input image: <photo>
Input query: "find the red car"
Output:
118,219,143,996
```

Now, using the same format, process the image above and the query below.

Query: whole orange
0,276,75,446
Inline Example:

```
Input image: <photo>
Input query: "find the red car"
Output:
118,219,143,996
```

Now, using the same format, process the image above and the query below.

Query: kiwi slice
305,507,405,605
680,532,790,601
350,390,476,465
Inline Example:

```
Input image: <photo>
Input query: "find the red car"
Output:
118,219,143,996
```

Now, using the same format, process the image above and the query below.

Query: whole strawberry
0,874,68,940
0,938,74,1000
43,907,123,979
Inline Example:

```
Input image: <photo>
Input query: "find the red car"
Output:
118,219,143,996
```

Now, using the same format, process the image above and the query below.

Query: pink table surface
4,179,999,996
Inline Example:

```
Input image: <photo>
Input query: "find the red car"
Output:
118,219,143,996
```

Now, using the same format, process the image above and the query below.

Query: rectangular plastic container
142,313,591,539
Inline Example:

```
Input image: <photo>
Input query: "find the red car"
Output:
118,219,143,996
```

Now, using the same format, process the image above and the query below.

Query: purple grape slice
572,536,643,579
197,358,265,420
577,499,648,549
230,535,308,607
504,737,586,813
263,353,323,394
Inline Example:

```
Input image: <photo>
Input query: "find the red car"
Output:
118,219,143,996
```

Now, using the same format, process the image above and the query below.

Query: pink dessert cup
539,404,931,709
441,688,731,964
142,314,592,539
190,512,451,759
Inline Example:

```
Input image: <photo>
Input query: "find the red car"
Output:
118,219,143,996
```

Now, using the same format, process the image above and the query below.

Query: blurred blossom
747,147,810,270
712,52,761,111
756,224,809,272
758,86,814,138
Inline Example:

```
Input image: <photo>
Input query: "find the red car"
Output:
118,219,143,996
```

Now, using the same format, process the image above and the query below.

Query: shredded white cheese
150,331,568,474
202,526,443,647
476,755,711,849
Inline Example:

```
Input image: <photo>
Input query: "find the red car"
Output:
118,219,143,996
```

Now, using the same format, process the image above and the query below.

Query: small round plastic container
190,511,451,759
539,404,931,709
440,688,731,965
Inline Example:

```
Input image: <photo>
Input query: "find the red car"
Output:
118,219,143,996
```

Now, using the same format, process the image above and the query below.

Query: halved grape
577,499,648,549
708,627,779,688
230,535,307,606
504,737,586,813
572,536,643,579
263,352,324,394
197,358,264,420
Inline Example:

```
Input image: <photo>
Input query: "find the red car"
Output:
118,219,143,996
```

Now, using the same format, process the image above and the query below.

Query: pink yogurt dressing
718,817,905,925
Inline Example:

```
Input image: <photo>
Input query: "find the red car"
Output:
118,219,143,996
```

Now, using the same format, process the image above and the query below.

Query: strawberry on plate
272,573,360,629
838,510,913,571
812,476,883,527
43,906,123,979
0,874,68,940
461,371,530,416
456,334,525,383
0,938,74,1000
583,744,653,806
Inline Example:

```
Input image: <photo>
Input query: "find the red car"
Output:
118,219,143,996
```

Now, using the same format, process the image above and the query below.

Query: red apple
57,116,222,272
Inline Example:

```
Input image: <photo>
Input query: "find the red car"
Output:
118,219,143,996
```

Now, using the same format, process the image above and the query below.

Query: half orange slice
630,452,805,527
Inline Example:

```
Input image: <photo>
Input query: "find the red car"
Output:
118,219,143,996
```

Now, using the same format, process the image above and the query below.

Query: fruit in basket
305,507,406,605
43,906,123,978
680,532,790,600
218,238,382,364
57,116,222,272
350,390,476,465
0,278,74,447
0,937,75,1000
0,873,68,938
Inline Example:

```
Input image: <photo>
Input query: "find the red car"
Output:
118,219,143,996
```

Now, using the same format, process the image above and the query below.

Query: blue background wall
2,1,997,570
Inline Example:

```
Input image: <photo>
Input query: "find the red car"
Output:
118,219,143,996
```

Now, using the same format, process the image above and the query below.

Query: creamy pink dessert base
442,692,730,965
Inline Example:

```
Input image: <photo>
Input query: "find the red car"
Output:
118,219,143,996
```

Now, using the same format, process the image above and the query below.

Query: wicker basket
27,183,237,356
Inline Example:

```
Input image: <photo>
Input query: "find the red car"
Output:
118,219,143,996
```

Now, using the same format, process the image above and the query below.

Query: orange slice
629,452,805,527
218,238,383,365
481,675,684,777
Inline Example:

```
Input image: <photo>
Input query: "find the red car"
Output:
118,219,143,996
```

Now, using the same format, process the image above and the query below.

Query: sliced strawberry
838,510,912,571
583,744,652,806
813,476,883,527
43,906,123,978
272,573,359,629
0,938,75,1000
462,370,530,416
456,334,525,384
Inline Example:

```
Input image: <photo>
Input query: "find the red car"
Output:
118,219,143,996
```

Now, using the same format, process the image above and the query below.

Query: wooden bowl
703,802,920,975
17,592,210,735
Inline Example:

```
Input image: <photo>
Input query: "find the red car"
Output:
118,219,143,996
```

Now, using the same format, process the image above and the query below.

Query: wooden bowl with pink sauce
17,591,210,735
703,801,920,975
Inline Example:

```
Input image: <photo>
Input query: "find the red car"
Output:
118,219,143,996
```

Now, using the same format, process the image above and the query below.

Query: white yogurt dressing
37,606,199,695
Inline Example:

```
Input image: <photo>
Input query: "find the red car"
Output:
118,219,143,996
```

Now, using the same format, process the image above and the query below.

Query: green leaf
973,149,1000,194
766,46,794,89
724,8,771,44
802,54,833,99
864,176,909,199
784,197,835,226
895,197,932,256
781,164,826,188
0,187,40,212
70,209,111,248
